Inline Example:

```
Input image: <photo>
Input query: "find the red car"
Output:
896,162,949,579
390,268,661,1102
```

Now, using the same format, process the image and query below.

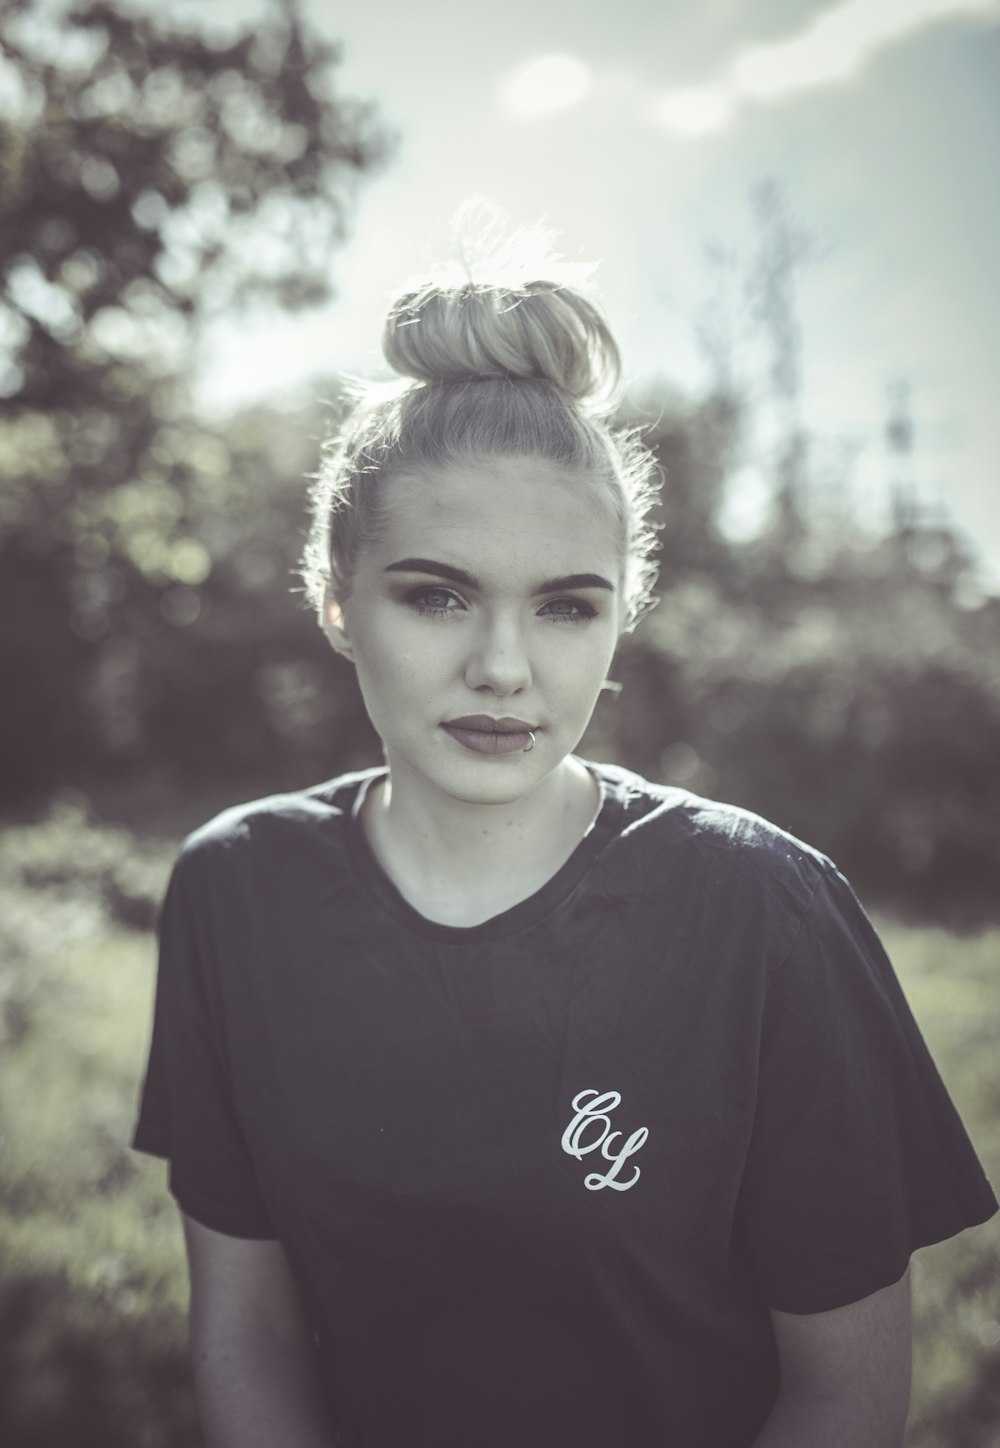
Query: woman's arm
752,1267,912,1448
182,1212,334,1448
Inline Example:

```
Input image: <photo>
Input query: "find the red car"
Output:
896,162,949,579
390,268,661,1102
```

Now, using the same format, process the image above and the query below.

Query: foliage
595,183,1000,926
0,0,394,797
0,820,997,1446
0,1,997,927
880,921,1000,1448
603,502,1000,925
0,846,196,1446
6,373,998,924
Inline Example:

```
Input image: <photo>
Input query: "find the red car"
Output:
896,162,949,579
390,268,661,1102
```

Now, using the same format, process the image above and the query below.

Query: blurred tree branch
0,0,395,797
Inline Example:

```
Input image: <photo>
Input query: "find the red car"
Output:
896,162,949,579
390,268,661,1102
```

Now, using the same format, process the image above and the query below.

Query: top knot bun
382,280,621,408
380,204,621,410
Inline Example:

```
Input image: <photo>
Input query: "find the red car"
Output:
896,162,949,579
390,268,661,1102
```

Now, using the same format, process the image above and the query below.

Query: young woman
132,229,997,1448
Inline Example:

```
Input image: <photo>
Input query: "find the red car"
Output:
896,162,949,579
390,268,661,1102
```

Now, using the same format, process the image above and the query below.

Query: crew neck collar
345,759,626,944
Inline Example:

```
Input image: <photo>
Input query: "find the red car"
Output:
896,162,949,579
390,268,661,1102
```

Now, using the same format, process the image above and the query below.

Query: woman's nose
463,613,533,694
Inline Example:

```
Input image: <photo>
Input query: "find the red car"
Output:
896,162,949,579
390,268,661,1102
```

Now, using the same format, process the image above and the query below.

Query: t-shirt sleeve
738,863,998,1315
131,846,278,1240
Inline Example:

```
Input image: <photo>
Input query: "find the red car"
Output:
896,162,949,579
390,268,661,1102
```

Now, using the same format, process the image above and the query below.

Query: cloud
495,54,592,118
646,0,1000,137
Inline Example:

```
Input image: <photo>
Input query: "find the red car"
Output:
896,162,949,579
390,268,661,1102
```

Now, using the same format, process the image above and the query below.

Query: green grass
0,823,997,1446
0,920,196,1447
872,915,1000,1448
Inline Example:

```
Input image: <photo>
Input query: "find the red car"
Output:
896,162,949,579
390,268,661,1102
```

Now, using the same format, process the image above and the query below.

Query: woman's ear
322,583,354,662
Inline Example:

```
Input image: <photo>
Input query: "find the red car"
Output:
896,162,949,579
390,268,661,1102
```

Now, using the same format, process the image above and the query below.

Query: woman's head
317,452,629,807
299,222,662,639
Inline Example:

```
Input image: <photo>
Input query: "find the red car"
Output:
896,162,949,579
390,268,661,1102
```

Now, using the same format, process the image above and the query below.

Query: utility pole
746,179,820,545
885,376,916,537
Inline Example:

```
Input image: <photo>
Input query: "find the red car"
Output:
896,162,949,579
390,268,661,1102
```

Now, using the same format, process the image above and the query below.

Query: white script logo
560,1088,649,1192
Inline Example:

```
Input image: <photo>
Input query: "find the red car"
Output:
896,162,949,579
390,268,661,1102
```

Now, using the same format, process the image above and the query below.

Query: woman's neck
360,756,599,926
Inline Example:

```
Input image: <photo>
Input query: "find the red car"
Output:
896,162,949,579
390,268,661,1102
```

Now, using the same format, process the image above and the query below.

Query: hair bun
381,228,622,410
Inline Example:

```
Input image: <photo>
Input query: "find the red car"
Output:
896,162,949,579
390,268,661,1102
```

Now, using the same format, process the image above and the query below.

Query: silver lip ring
523,730,536,752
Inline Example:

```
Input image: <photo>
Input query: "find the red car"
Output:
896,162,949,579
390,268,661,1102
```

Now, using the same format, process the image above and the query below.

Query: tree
742,177,826,545
0,0,395,802
605,181,1000,925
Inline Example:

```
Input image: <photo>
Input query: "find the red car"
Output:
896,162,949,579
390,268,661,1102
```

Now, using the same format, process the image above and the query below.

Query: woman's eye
404,590,596,623
407,588,461,616
543,598,596,624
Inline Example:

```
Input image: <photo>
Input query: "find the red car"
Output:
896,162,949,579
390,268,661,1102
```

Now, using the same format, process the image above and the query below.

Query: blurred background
1,0,998,1443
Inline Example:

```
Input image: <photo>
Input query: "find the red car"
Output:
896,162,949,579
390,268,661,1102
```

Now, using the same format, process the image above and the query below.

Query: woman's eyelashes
398,586,463,618
404,587,597,624
541,598,597,623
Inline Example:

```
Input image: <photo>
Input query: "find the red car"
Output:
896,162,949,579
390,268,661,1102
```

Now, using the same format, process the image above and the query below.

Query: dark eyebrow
383,558,616,594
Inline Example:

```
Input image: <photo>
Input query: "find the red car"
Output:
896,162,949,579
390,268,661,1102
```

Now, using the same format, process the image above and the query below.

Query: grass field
1,809,997,1446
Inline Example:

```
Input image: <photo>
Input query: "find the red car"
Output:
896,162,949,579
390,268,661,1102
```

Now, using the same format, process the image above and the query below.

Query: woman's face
326,455,625,808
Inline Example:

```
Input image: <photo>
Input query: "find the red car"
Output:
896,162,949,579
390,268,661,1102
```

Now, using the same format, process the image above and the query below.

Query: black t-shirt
131,759,997,1448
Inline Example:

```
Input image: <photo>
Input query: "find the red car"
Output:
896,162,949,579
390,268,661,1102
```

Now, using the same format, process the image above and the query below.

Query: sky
138,0,1000,588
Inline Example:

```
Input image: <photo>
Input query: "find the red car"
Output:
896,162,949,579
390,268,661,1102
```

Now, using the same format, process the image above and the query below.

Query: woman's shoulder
588,758,835,898
173,765,382,873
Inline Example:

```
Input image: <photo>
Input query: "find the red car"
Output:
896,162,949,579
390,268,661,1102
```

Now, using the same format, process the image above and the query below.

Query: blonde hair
298,208,662,633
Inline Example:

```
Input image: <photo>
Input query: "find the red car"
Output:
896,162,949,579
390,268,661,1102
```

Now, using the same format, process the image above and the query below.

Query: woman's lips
442,724,534,755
